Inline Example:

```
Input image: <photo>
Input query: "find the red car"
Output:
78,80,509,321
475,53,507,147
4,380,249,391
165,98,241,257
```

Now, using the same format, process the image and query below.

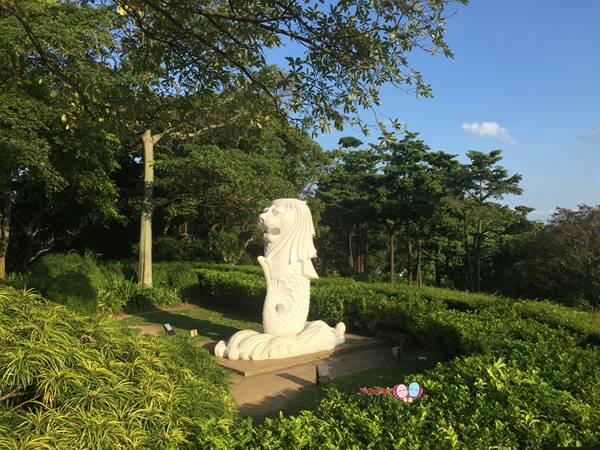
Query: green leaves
193,265,600,448
156,144,296,263
0,284,235,448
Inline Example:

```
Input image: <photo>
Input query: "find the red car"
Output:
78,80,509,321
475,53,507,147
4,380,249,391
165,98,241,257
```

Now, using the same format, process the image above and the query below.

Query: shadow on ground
233,350,439,422
127,310,246,341
182,285,262,322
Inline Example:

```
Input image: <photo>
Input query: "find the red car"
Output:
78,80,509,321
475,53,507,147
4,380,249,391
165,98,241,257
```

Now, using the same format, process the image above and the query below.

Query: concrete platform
231,343,397,417
210,334,388,377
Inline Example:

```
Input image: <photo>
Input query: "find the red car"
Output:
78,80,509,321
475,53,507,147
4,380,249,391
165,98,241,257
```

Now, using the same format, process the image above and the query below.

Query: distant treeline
0,1,597,308
314,137,599,309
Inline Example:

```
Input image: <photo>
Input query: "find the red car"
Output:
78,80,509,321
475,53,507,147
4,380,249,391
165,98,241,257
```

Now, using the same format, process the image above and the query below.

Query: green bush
124,284,181,312
0,272,26,290
198,266,600,344
194,346,600,449
0,286,235,449
196,269,266,313
191,265,600,449
22,254,195,315
97,272,181,314
153,236,208,261
153,261,200,292
27,252,106,314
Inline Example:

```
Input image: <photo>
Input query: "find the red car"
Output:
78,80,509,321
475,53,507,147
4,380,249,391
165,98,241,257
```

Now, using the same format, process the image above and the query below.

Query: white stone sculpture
214,198,345,360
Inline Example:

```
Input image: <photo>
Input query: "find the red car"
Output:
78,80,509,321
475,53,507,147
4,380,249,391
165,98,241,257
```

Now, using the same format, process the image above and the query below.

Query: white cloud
462,121,516,146
578,128,600,141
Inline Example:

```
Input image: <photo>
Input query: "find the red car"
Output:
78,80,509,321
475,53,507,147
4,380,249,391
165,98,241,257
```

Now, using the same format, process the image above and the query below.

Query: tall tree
463,149,523,291
3,0,469,285
373,136,457,284
0,1,121,278
107,0,467,284
317,140,379,274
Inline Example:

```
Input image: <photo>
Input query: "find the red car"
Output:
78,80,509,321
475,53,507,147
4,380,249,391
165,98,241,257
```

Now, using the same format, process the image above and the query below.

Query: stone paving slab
231,344,397,417
212,334,389,377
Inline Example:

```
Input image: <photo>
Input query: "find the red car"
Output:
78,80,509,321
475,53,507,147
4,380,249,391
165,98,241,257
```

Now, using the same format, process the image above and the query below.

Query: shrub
193,349,600,449
0,272,26,290
153,236,208,261
153,261,200,293
27,252,106,314
21,255,200,315
0,285,235,449
193,264,600,447
97,272,181,314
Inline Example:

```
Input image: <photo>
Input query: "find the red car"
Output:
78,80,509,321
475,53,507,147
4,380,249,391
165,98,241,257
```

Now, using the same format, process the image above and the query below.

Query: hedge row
193,267,600,448
197,344,600,448
0,286,235,449
196,268,600,345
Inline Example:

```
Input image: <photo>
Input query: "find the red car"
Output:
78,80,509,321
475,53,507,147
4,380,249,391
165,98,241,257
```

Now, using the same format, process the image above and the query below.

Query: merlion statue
214,198,345,360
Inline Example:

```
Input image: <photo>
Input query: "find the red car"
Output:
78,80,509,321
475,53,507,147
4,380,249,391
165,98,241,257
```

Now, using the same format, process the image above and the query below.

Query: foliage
0,1,123,276
27,252,107,314
23,254,201,314
97,273,181,314
191,265,600,448
196,266,600,345
156,144,296,263
315,139,535,297
0,285,235,449
152,236,209,262
493,204,600,307
97,0,466,133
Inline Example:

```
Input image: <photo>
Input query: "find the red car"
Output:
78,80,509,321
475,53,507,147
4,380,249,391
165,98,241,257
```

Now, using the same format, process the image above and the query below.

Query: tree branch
0,1,92,113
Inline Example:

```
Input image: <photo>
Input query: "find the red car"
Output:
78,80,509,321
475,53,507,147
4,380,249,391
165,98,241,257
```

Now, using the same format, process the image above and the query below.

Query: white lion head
258,198,318,279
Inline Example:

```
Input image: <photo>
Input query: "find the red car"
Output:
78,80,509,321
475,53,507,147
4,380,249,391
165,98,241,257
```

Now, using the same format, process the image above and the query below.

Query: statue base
214,320,346,361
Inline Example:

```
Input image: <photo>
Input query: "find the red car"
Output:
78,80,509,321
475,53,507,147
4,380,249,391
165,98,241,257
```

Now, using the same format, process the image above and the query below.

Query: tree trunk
179,222,189,239
347,228,354,270
435,244,442,287
406,221,413,286
357,223,366,273
475,212,482,292
23,228,36,270
162,215,173,235
464,210,472,290
234,236,255,265
416,235,423,287
138,129,156,287
388,227,396,283
0,186,13,279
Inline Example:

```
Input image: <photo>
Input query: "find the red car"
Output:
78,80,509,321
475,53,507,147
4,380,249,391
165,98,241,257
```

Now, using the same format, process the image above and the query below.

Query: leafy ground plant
0,285,235,449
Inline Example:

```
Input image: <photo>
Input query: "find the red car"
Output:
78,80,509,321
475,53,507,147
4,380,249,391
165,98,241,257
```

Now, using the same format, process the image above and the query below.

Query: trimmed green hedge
0,286,235,449
193,266,600,448
196,268,600,346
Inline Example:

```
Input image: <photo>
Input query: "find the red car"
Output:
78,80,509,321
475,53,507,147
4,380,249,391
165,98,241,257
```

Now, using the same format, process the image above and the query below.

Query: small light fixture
163,323,176,336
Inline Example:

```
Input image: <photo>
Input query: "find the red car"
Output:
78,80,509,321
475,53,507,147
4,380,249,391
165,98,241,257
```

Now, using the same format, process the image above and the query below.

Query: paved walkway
229,344,396,418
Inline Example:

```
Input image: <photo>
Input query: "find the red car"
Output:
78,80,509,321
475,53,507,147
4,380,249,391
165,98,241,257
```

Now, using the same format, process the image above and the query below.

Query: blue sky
273,0,600,221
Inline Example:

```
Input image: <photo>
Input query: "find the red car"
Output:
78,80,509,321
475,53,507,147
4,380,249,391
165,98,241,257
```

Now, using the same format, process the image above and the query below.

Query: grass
114,303,262,342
